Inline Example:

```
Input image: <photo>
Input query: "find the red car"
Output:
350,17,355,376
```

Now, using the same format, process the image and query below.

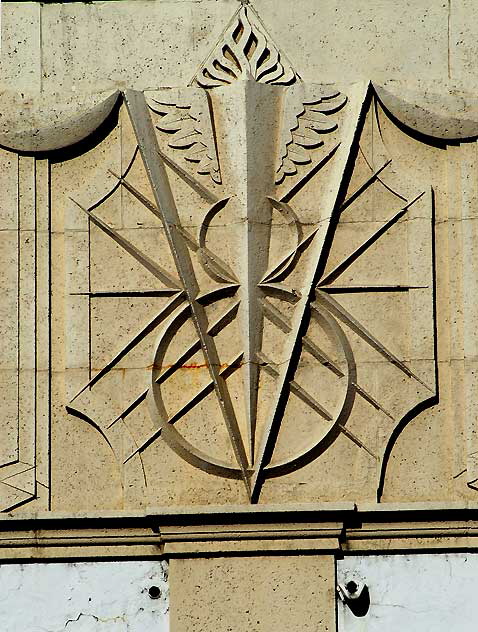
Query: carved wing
277,84,347,183
147,89,221,184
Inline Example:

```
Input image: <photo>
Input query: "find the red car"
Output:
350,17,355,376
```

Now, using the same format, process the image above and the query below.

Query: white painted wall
338,553,478,631
0,560,169,631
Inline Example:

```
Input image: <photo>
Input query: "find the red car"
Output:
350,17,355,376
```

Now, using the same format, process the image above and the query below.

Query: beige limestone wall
170,555,335,631
2,2,478,629
0,0,477,512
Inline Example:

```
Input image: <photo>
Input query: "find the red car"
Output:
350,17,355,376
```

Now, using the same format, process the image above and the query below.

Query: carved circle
148,288,356,480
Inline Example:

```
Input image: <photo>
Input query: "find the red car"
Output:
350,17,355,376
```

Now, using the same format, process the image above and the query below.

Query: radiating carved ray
313,291,432,390
257,352,377,458
339,159,392,214
261,296,392,419
70,198,182,289
156,148,219,204
258,283,301,302
317,191,425,287
108,300,240,430
196,284,240,303
71,290,180,297
124,89,251,494
123,351,244,464
177,224,239,284
110,170,239,284
70,292,186,402
352,382,395,421
258,351,333,421
107,390,149,429
260,227,319,284
280,143,340,203
335,425,377,459
321,285,428,293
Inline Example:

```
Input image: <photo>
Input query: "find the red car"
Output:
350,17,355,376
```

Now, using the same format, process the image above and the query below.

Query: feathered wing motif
146,88,221,184
276,84,348,183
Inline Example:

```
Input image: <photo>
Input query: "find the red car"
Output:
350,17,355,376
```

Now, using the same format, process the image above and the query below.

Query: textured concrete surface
170,555,335,632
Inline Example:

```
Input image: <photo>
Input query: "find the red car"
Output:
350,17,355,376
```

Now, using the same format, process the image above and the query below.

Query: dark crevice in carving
377,187,439,502
65,406,115,453
374,91,452,149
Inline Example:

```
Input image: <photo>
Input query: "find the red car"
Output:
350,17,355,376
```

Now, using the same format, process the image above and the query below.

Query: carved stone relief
7,2,478,511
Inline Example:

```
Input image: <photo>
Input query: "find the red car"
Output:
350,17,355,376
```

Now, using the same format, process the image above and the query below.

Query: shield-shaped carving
66,5,436,503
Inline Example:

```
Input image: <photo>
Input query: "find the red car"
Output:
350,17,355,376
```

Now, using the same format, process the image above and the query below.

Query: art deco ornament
61,4,436,504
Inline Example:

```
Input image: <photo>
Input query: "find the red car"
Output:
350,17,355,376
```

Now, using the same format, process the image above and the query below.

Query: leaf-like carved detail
147,88,221,184
276,84,348,184
196,6,296,89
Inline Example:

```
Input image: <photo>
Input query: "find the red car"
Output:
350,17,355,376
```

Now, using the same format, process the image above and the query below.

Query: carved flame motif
196,6,296,88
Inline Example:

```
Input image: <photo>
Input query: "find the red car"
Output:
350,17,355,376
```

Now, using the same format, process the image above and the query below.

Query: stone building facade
1,1,478,629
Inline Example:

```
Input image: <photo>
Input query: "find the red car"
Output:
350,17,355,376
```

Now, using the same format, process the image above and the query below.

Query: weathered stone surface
2,2,478,627
170,555,335,632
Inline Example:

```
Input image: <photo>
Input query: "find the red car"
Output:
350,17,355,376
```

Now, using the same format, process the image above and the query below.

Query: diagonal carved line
339,159,392,214
260,297,292,333
108,301,240,428
108,169,162,218
260,227,318,284
110,170,238,284
123,352,244,464
156,148,219,204
70,198,182,289
317,191,425,287
258,352,376,456
261,297,344,376
313,292,432,391
352,382,395,421
280,143,340,203
70,293,186,402
258,352,333,421
124,89,251,493
107,390,149,429
261,298,391,417
176,224,239,284
0,479,35,497
0,465,35,483
336,425,377,459
302,337,344,378
155,340,201,387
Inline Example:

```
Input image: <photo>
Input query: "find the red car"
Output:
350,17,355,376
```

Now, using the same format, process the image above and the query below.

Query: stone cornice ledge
0,503,475,558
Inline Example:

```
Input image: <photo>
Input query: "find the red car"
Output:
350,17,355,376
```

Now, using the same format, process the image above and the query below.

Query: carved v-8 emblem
68,6,435,503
